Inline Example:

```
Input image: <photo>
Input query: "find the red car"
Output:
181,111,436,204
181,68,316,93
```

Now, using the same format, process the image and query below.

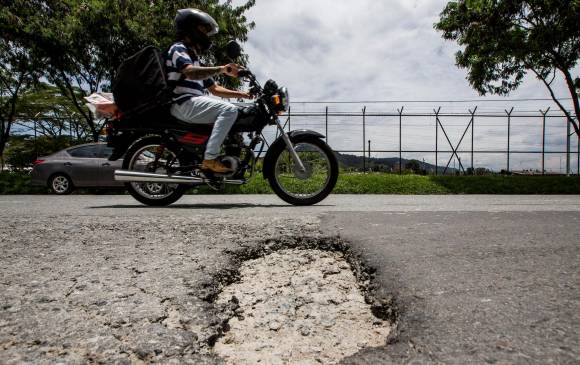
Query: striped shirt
166,42,215,103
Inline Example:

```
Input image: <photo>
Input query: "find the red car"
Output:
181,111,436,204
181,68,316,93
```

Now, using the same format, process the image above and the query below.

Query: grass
2,171,580,195
197,173,580,195
0,172,46,194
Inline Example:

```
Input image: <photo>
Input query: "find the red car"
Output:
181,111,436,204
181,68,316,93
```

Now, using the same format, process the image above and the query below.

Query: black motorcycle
106,43,338,206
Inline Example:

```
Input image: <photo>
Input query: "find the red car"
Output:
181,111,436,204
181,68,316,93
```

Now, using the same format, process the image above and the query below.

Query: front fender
262,129,325,179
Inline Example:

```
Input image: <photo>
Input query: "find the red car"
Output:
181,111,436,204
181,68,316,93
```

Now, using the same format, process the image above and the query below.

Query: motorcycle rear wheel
123,137,188,206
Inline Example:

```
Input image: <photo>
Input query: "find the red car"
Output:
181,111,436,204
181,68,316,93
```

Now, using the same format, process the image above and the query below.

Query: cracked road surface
1,195,579,364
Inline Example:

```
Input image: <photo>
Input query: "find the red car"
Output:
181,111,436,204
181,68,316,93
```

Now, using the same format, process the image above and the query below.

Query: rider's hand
240,91,254,99
222,63,241,77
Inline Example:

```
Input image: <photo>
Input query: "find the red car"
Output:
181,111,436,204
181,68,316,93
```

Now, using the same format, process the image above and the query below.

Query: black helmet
175,9,219,52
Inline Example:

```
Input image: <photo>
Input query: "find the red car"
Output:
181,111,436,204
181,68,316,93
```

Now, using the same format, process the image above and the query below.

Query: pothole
213,248,392,365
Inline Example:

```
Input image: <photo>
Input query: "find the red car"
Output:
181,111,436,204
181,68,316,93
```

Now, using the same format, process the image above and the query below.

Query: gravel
214,249,391,365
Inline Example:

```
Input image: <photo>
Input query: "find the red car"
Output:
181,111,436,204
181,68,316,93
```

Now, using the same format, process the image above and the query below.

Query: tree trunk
561,68,580,137
53,73,99,142
531,67,580,137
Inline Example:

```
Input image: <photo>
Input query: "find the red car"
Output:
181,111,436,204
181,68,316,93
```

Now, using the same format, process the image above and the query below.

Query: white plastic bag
84,93,120,119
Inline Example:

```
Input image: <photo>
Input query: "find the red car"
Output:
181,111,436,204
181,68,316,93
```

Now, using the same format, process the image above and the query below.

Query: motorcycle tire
266,135,338,206
122,136,188,206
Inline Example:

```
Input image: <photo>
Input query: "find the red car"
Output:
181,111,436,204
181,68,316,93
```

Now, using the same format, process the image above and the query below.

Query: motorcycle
106,42,338,206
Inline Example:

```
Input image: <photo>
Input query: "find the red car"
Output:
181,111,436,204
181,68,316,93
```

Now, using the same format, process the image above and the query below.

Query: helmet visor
199,23,219,37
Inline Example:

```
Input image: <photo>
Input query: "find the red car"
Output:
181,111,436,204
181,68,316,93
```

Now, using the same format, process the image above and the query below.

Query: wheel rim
52,176,69,193
128,144,181,200
274,142,331,199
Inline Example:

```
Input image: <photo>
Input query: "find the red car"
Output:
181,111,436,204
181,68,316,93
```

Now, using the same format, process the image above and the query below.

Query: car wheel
49,174,74,195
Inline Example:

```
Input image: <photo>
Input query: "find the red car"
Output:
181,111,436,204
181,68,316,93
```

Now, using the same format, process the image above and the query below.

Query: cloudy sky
231,0,578,172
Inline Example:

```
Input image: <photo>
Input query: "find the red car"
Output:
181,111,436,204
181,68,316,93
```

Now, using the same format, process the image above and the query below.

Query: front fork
275,118,306,172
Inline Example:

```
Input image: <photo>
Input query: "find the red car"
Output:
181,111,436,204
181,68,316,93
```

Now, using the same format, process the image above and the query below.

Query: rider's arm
207,84,251,99
182,64,240,80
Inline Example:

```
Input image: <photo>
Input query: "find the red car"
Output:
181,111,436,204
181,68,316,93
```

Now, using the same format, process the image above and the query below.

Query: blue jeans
170,96,238,160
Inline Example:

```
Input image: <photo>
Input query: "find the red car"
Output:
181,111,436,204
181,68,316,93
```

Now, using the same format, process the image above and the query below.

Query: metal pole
541,108,549,175
325,106,328,144
506,107,514,173
288,106,291,132
362,106,366,173
434,107,441,175
577,136,579,176
397,107,404,175
566,117,571,176
368,140,371,172
33,112,41,160
469,107,477,175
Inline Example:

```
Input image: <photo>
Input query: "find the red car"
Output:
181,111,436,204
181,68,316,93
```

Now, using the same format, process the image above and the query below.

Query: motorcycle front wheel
122,137,188,206
266,135,338,206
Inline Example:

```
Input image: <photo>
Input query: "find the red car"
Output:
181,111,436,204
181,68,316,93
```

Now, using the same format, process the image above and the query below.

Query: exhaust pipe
114,170,245,185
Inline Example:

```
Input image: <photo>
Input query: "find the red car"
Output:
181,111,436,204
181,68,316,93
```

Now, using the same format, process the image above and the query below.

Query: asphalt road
1,195,579,364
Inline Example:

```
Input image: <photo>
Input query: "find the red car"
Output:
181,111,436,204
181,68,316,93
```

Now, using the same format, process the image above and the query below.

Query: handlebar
237,69,261,96
238,69,253,78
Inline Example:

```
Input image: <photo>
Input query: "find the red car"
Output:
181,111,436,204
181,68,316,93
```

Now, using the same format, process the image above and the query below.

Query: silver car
31,143,124,194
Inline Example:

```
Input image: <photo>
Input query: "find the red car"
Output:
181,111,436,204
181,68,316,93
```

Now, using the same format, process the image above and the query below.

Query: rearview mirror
225,40,242,60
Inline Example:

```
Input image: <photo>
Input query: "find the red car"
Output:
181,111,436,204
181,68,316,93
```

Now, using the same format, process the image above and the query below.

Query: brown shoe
202,159,233,173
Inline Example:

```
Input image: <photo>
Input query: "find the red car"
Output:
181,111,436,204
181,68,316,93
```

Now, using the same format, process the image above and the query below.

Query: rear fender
124,134,167,158
107,130,144,161
262,130,325,179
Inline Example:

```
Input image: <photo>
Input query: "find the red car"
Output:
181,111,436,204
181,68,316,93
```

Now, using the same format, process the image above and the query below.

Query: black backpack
112,46,173,117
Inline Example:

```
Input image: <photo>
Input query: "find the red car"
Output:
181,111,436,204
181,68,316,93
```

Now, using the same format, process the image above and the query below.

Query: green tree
14,83,92,140
405,159,422,174
0,39,40,168
435,0,580,136
5,135,73,170
1,0,255,141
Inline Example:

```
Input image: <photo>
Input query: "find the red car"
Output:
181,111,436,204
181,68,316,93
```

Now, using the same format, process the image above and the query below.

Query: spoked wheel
266,135,338,206
123,137,188,206
50,173,73,195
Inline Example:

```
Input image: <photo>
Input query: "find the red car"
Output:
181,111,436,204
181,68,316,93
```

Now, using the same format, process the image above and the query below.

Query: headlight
279,87,290,111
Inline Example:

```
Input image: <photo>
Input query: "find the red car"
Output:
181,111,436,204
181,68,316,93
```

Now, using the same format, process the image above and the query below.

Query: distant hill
335,152,457,174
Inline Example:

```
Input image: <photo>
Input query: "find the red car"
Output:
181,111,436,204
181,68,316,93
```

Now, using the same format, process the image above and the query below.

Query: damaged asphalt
1,195,579,364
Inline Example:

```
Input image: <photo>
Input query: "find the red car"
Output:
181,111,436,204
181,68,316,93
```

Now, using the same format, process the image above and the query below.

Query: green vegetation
151,173,580,195
4,136,75,170
0,0,256,162
0,172,45,194
2,172,580,195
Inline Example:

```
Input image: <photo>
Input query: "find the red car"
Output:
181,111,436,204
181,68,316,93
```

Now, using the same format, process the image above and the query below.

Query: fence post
566,116,571,176
469,107,477,175
362,106,366,173
505,107,514,173
288,106,291,132
368,140,371,171
540,108,550,175
33,112,41,160
325,106,329,144
434,107,441,175
397,107,404,175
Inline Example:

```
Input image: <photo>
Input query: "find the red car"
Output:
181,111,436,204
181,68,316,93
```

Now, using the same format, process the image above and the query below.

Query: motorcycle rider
167,8,252,173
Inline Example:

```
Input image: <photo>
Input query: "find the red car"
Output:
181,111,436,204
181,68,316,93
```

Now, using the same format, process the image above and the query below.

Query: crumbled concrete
214,249,391,365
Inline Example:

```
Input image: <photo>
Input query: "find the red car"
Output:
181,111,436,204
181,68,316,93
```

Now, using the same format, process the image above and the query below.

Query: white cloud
229,0,579,172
